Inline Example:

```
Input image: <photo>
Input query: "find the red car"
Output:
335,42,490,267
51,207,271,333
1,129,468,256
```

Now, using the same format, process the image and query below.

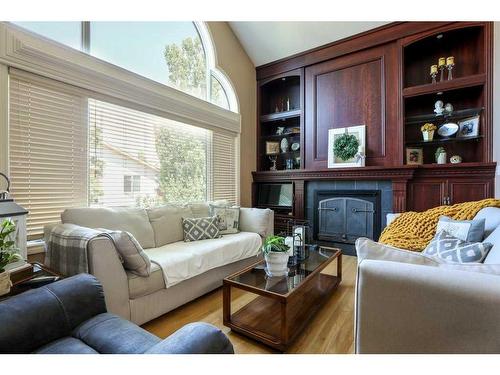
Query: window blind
212,132,237,204
9,70,88,239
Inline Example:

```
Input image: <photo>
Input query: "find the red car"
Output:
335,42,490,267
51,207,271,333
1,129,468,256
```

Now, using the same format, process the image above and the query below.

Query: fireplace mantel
252,162,497,214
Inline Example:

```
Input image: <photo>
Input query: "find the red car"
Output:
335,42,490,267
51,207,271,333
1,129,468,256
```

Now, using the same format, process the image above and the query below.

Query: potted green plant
261,235,290,277
0,219,22,296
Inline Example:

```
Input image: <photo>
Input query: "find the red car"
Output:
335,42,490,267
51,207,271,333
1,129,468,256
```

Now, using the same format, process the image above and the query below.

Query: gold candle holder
430,65,438,84
446,56,455,80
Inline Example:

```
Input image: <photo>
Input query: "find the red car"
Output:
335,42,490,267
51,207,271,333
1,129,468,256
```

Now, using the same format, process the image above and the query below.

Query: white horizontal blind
9,71,88,239
212,132,237,204
89,99,213,207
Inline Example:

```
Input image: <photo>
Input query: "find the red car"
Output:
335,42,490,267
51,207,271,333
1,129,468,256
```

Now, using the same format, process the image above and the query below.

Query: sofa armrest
145,322,234,354
239,207,274,238
87,237,130,320
356,259,500,353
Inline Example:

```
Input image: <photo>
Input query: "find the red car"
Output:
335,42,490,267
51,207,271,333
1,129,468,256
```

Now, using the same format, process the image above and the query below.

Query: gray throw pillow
209,204,240,234
436,216,485,242
182,216,221,242
107,231,151,276
423,230,492,264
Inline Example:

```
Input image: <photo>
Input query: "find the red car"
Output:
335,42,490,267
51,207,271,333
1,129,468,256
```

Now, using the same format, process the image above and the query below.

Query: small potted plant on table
261,235,290,277
0,219,22,296
421,123,437,141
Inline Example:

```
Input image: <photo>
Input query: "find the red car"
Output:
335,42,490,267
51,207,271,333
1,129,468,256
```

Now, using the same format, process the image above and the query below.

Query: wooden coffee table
223,247,342,351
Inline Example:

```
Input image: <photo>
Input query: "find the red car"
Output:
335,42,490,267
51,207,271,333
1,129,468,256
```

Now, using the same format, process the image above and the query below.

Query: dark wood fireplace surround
252,22,496,233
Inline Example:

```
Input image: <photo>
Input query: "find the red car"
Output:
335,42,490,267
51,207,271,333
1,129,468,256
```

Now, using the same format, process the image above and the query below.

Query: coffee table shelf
223,247,342,351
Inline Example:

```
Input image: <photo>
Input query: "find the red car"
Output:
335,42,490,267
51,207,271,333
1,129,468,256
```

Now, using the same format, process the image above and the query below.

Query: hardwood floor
142,255,357,354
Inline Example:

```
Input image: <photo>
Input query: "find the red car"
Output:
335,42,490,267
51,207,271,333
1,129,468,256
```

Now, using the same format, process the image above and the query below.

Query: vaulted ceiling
228,22,389,67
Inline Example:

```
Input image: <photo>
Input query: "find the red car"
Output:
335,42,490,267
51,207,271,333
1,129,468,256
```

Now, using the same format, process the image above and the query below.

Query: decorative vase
280,138,289,153
422,130,434,141
264,252,289,277
437,152,447,164
0,272,12,296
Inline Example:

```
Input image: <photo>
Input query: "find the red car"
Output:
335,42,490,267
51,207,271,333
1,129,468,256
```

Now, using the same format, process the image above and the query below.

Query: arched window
11,21,238,112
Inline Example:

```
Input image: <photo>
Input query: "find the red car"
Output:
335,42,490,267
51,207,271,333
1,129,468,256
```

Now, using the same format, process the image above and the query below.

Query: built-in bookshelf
402,25,491,165
257,69,303,171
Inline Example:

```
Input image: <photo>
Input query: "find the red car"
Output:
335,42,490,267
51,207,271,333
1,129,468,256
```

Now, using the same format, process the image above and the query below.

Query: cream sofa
355,207,500,353
44,203,273,325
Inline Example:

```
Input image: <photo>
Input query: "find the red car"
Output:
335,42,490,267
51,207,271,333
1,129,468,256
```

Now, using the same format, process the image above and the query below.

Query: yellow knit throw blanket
379,198,500,251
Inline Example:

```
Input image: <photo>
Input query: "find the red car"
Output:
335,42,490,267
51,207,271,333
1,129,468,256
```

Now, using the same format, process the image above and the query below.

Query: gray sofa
0,274,233,354
355,207,500,353
44,202,273,325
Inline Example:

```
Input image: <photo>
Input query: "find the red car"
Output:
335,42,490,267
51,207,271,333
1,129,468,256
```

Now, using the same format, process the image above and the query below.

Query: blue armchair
0,273,234,354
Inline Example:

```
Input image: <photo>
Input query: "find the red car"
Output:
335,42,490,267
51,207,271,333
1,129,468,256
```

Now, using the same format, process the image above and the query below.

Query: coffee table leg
223,282,231,326
280,300,288,351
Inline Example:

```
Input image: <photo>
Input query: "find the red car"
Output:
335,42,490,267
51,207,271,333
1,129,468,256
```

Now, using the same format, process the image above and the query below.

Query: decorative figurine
438,57,446,82
430,65,438,84
450,155,462,164
280,138,289,153
435,147,447,164
354,145,366,167
446,56,455,80
434,100,445,116
285,159,294,170
269,155,278,171
444,103,454,115
286,97,291,111
276,126,285,135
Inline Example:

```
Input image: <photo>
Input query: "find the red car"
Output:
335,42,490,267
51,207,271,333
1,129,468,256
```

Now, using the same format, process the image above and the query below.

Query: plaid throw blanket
46,224,114,276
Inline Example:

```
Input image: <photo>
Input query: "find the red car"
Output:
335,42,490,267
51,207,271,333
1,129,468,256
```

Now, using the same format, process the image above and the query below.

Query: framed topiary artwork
327,125,366,168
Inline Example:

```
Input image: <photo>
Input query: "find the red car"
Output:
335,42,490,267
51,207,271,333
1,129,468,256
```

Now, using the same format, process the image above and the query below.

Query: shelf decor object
430,64,438,84
457,116,480,138
438,57,446,82
406,147,424,165
421,123,437,141
327,125,366,168
437,122,459,138
435,147,447,164
265,141,280,155
446,56,455,80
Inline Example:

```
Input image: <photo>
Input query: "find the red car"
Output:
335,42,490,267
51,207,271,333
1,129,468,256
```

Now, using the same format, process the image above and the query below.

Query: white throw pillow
209,204,240,235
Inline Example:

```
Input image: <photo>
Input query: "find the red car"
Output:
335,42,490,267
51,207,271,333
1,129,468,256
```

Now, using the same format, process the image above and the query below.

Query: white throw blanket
146,232,261,288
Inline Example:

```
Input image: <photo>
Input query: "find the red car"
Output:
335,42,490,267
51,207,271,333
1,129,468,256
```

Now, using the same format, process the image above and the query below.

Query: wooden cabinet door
448,179,492,205
304,42,400,170
408,180,447,212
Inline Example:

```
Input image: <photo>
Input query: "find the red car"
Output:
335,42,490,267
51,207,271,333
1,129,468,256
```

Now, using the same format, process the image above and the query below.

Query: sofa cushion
239,208,273,237
128,262,165,299
107,231,151,276
182,216,221,242
146,232,262,287
436,216,485,242
423,230,492,263
188,200,231,218
34,337,98,354
483,224,500,264
356,237,442,267
147,204,193,247
61,207,155,249
73,313,160,354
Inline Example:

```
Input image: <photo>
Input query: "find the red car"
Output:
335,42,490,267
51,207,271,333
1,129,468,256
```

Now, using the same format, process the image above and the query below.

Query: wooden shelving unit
402,24,490,166
260,109,301,123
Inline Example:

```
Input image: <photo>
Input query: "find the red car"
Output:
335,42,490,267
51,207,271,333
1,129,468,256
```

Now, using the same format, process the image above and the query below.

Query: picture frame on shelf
265,141,280,155
327,125,366,168
457,116,480,138
406,147,423,165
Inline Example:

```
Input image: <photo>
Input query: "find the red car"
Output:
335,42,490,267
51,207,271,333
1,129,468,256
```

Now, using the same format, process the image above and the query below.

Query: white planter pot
264,252,289,277
0,272,12,296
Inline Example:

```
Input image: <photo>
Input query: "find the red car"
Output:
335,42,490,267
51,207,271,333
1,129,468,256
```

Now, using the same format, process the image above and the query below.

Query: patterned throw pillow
436,216,485,242
209,204,240,235
182,216,221,242
423,230,492,263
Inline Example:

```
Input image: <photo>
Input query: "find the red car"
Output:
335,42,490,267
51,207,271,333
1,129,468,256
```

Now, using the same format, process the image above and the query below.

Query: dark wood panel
305,43,399,169
448,179,492,205
408,180,447,212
